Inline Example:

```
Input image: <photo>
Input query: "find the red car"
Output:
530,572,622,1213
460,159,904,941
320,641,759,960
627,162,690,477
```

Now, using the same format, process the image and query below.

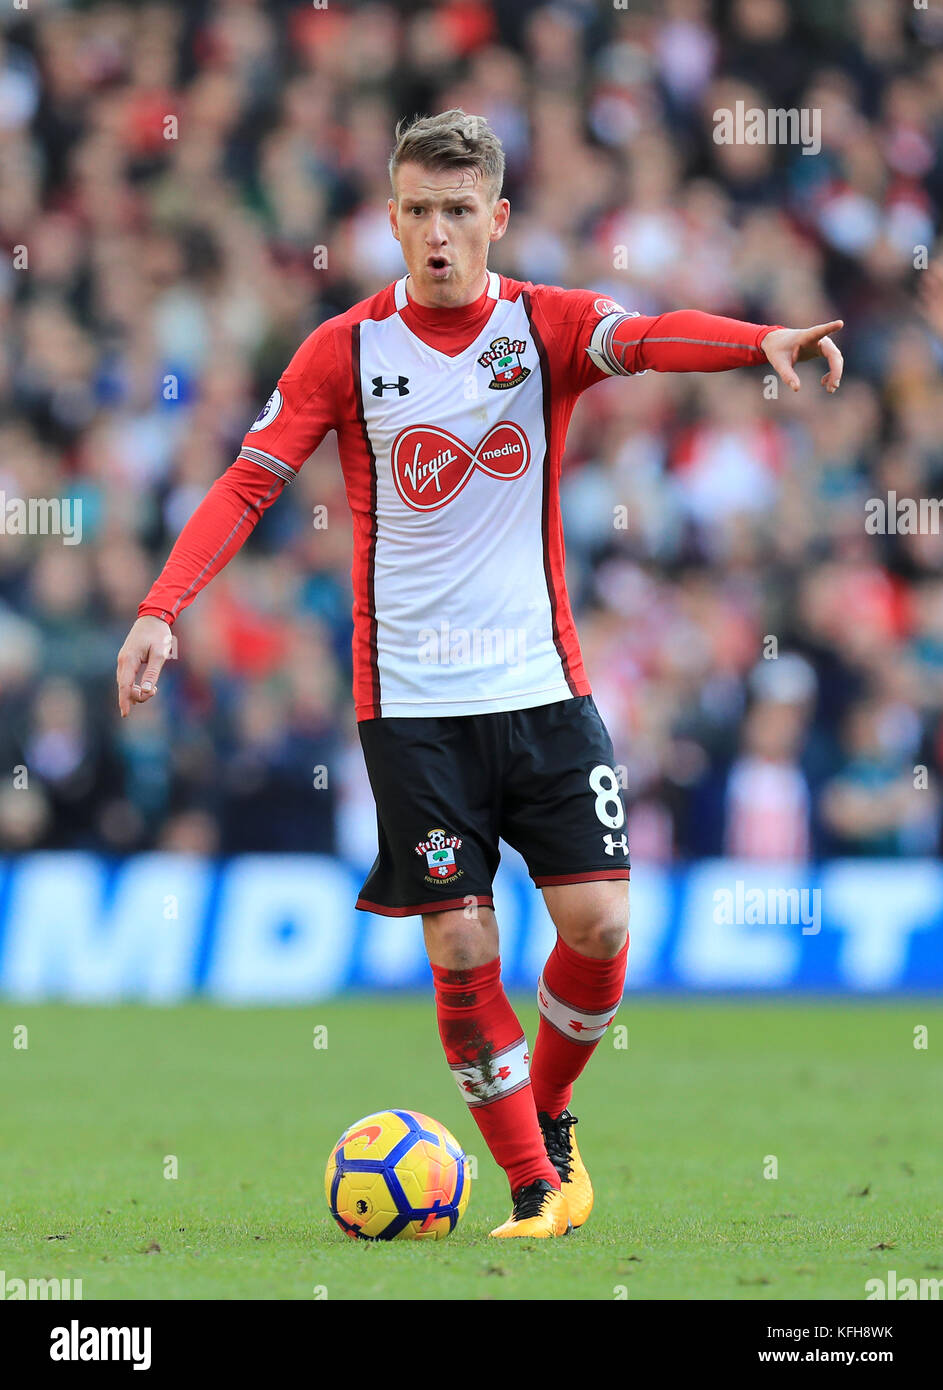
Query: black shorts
356,695,630,917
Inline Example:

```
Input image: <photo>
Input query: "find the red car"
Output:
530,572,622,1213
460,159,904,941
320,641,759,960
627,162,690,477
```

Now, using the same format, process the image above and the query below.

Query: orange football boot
538,1110,593,1229
489,1178,571,1238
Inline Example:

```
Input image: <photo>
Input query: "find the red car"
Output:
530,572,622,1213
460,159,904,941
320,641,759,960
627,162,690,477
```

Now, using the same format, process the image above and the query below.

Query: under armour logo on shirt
372,376,410,396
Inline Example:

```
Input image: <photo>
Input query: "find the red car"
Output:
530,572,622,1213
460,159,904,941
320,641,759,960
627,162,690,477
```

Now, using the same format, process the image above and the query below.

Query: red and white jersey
139,274,775,720
240,273,625,719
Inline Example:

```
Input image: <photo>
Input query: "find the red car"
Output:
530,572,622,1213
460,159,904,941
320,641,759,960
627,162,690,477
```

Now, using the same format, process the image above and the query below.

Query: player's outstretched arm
589,307,842,390
760,320,844,393
117,615,174,717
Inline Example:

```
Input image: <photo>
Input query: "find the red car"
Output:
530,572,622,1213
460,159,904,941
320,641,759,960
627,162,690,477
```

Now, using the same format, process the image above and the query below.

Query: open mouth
427,256,450,273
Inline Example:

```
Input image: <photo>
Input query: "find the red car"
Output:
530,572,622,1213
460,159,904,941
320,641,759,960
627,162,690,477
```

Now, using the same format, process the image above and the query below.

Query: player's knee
565,909,629,959
423,903,498,970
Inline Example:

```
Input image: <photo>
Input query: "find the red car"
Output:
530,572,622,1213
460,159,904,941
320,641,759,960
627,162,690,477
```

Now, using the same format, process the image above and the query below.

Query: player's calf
529,919,629,1227
430,943,561,1205
530,931,628,1119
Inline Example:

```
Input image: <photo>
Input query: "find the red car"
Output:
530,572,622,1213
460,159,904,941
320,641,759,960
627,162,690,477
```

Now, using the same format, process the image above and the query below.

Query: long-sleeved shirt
139,273,779,720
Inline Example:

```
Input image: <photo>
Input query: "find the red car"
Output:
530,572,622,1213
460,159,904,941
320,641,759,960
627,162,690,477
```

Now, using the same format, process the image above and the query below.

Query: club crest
415,827,464,884
477,336,531,390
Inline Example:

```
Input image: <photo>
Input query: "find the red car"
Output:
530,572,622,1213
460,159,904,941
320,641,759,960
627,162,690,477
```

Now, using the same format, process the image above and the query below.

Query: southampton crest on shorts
478,336,531,390
415,827,464,885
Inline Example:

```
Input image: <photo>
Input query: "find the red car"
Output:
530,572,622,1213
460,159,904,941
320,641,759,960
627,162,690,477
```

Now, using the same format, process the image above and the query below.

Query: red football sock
530,934,629,1120
432,956,560,1194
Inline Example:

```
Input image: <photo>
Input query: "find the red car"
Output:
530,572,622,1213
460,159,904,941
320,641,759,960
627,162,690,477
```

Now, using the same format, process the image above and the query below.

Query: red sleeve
527,285,780,389
137,457,289,625
526,287,626,394
589,308,782,376
234,319,340,478
138,320,342,626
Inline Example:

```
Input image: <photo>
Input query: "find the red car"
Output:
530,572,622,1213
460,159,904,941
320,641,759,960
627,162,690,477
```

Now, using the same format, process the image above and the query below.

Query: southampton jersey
139,274,775,719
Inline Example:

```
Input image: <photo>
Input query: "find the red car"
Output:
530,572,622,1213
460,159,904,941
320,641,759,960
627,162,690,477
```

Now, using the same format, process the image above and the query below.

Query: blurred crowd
1,0,942,865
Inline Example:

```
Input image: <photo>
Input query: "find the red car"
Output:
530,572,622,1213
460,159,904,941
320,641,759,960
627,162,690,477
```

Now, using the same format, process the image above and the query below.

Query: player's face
389,163,510,308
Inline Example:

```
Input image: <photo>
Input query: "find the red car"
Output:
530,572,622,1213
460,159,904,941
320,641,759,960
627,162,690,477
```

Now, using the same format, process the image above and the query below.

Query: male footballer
117,111,843,1237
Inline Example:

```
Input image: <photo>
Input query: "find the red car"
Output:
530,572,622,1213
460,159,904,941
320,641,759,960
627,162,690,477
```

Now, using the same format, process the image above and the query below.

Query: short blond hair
389,109,505,203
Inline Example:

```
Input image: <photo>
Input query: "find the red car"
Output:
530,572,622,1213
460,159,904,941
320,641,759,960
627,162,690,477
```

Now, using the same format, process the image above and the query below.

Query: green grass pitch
1,998,940,1300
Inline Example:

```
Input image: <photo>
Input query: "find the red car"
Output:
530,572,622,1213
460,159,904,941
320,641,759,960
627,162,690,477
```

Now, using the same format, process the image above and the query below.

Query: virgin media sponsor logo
391,422,530,511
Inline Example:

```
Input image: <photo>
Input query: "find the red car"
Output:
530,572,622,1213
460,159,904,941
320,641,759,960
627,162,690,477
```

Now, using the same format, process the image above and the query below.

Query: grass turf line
1,999,940,1300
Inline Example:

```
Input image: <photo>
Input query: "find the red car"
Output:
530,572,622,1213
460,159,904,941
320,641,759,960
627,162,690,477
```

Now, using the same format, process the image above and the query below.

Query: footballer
116,111,843,1238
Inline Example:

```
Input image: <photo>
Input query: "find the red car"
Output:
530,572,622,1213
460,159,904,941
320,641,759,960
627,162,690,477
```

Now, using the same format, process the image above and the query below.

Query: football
325,1109,471,1240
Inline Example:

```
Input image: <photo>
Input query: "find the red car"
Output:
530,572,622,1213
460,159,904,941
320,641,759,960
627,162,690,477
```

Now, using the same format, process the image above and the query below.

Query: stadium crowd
1,0,942,865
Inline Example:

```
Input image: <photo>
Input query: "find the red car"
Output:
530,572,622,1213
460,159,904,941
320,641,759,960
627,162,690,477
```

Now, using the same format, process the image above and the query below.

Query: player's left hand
761,320,844,394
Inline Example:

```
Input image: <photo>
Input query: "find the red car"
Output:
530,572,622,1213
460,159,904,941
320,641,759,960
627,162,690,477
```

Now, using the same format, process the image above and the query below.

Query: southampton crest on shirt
415,827,464,885
478,336,531,390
